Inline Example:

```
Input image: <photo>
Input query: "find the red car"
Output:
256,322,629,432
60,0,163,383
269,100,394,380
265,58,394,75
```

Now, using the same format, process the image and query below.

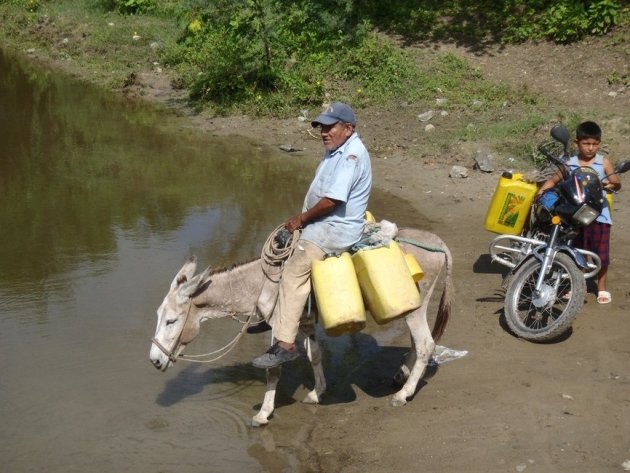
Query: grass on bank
0,0,181,89
0,0,627,164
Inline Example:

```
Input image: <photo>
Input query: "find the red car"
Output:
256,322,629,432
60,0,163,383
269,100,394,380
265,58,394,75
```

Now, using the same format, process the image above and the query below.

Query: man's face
575,138,600,160
319,122,353,151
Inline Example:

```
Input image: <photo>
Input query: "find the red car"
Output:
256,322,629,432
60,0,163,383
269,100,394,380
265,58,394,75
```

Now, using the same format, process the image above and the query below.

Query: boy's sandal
597,291,612,304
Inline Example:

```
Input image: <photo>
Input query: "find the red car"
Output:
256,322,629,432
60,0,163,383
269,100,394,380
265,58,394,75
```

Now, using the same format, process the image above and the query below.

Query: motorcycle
488,125,630,342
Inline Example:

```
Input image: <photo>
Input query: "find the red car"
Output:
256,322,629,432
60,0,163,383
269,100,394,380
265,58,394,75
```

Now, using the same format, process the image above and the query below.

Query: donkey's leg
391,301,435,407
253,335,281,426
393,336,416,387
296,326,326,404
252,365,281,426
393,287,434,387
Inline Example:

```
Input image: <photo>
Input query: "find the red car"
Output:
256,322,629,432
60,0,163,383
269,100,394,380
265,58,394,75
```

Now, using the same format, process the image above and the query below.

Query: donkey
150,227,453,426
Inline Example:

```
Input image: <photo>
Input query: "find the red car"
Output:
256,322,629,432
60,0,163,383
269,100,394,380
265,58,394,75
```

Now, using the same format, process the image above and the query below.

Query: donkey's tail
431,242,453,342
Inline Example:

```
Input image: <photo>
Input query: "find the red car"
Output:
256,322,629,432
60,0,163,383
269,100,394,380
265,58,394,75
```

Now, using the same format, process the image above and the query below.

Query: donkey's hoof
302,391,320,404
252,415,269,427
390,397,407,407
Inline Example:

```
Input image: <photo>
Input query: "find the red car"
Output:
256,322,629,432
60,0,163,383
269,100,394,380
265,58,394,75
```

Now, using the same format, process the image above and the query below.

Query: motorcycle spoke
505,251,586,341
514,268,569,329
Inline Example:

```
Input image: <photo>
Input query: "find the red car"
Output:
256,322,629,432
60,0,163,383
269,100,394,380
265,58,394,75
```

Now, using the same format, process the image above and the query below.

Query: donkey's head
149,256,211,371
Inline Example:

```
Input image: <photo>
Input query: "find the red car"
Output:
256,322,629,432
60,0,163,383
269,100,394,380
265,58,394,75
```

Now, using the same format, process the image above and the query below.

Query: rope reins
395,237,446,254
153,226,445,364
260,223,300,280
153,224,299,364
176,306,257,363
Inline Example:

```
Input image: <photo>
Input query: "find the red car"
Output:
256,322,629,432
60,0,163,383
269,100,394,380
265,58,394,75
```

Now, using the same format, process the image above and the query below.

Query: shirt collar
327,132,358,158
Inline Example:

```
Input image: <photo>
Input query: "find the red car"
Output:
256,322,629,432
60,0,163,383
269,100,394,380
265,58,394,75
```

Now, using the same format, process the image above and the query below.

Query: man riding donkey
251,102,372,368
149,103,453,424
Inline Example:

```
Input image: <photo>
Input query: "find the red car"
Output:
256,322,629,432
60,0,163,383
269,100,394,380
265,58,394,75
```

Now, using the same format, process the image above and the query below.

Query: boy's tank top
567,153,611,224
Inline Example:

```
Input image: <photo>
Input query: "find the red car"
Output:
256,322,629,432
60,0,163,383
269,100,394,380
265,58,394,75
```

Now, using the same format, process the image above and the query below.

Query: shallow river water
0,48,426,472
0,47,312,472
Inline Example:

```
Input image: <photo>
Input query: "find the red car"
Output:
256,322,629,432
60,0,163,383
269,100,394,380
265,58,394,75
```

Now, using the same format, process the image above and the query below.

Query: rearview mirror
550,125,570,147
615,160,630,175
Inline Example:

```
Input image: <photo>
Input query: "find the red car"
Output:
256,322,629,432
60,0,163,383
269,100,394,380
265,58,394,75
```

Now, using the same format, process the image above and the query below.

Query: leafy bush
587,0,621,35
98,0,155,14
0,0,40,11
16,0,620,114
541,0,622,42
338,32,420,101
542,1,589,43
355,0,624,44
164,0,376,112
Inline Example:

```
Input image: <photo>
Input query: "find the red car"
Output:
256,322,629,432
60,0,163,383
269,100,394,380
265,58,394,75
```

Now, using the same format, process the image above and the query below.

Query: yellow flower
188,19,202,33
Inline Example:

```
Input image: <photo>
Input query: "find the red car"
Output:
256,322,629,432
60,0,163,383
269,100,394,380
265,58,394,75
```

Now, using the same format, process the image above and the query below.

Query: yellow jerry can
352,241,422,325
311,252,366,337
606,192,613,216
404,252,424,282
484,172,538,235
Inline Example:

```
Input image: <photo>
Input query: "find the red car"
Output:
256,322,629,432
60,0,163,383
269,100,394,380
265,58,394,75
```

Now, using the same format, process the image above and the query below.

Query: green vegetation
0,0,627,160
357,0,625,44
607,69,630,87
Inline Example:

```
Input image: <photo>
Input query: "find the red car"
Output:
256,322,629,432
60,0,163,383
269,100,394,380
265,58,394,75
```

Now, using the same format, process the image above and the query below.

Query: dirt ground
24,32,630,471
132,38,630,472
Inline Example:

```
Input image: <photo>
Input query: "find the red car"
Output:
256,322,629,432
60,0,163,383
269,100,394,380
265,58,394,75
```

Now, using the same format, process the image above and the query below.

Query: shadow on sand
156,331,439,410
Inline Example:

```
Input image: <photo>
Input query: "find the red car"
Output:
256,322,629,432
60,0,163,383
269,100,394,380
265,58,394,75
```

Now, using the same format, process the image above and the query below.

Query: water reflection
0,46,428,473
0,47,306,303
0,47,306,472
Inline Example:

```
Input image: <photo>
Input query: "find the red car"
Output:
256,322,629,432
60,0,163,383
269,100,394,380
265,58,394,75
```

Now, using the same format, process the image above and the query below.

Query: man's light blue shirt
300,132,372,254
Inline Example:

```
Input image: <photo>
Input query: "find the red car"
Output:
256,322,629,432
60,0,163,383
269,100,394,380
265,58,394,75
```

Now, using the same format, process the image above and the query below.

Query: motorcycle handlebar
602,159,630,193
537,143,569,178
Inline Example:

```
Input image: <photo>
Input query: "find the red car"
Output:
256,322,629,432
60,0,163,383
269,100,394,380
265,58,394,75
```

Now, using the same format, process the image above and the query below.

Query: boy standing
537,121,621,304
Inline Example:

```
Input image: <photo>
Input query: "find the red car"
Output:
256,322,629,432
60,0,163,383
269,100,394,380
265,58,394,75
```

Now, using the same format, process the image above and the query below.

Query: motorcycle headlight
571,204,599,226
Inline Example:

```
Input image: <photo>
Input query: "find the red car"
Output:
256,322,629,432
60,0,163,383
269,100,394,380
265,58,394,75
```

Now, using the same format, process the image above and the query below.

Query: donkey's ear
198,266,212,284
184,266,212,294
177,268,211,303
170,256,197,290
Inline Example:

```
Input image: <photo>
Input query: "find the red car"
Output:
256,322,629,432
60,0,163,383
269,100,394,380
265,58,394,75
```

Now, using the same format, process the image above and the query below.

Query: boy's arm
536,170,563,196
603,158,621,192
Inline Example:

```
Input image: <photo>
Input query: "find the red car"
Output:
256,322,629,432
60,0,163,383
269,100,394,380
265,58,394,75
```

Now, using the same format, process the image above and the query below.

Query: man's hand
285,214,303,233
285,197,340,233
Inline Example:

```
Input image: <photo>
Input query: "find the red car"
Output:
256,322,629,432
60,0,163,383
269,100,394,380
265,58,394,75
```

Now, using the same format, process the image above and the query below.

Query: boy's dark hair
576,121,602,141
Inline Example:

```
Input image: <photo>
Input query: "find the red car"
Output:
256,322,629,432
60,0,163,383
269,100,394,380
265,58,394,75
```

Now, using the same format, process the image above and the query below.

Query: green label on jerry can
498,192,526,228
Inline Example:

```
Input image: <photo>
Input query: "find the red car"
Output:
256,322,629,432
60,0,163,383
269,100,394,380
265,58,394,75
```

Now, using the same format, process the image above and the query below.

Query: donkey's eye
166,319,177,326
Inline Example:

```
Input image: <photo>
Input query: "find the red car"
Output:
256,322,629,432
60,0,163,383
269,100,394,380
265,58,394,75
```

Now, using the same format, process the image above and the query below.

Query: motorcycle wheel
504,252,586,342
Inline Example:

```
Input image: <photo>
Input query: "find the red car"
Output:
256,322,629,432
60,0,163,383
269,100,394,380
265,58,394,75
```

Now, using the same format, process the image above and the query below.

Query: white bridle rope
153,224,300,364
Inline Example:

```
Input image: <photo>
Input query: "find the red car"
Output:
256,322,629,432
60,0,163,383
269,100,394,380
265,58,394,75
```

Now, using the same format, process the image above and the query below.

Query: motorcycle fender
503,254,537,289
557,246,590,271
508,245,589,274
506,246,548,277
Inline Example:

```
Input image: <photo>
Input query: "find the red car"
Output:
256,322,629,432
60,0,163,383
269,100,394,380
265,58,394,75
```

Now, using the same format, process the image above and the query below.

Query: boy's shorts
574,222,610,268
